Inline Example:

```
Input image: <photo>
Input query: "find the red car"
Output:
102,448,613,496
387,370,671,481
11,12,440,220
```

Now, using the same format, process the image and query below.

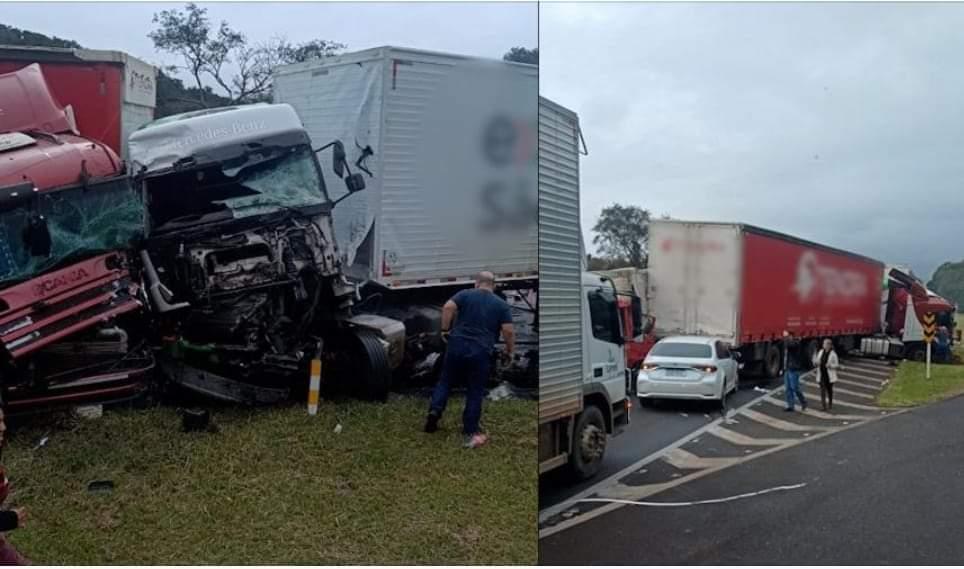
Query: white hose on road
578,483,807,507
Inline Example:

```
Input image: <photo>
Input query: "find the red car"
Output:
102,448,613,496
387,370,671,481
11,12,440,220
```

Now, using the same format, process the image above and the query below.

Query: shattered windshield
147,144,329,232
0,177,143,285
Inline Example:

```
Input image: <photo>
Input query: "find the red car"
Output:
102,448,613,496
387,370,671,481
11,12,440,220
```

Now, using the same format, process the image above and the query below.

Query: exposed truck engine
128,103,403,404
0,63,152,413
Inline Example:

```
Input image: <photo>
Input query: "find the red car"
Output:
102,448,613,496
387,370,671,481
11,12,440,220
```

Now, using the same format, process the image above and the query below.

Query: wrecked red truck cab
0,64,152,414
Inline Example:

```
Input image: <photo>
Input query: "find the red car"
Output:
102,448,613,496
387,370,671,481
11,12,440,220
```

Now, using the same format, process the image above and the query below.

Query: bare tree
149,3,345,106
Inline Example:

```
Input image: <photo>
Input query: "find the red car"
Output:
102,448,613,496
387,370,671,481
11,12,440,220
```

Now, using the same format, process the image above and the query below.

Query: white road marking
835,377,884,391
539,408,908,539
708,424,792,447
760,396,868,421
663,448,736,470
800,382,877,400
578,483,807,507
740,408,834,432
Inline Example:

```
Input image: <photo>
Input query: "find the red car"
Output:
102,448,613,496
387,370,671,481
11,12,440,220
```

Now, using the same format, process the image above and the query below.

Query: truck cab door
585,286,627,404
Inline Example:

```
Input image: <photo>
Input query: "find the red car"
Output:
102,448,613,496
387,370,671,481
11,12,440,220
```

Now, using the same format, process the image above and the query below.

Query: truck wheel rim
580,424,605,461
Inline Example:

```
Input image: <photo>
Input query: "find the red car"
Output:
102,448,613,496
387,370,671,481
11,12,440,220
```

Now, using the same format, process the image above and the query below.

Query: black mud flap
159,360,290,405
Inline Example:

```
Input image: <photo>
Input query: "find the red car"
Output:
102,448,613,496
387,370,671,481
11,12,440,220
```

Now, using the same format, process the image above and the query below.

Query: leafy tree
149,3,344,106
928,261,964,311
592,204,651,268
503,47,538,65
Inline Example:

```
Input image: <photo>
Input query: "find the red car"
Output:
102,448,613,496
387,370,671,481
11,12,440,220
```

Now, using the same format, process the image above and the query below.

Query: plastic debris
753,387,770,393
75,404,103,420
32,436,49,451
333,424,343,434
487,382,515,401
680,413,689,418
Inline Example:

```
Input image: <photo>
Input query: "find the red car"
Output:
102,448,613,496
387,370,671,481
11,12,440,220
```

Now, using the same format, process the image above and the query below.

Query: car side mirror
332,141,347,178
22,214,52,257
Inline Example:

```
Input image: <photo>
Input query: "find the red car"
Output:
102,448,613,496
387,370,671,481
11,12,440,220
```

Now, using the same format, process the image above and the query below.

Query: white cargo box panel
538,97,583,424
273,47,538,288
648,220,743,344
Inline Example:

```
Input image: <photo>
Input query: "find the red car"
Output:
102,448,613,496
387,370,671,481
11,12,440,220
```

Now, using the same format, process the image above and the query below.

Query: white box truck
538,97,630,480
273,47,538,384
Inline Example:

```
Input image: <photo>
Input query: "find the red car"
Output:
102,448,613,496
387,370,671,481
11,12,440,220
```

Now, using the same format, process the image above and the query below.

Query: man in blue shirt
424,271,515,448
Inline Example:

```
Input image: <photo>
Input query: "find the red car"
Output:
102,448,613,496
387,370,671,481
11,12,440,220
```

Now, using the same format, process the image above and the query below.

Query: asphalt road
539,377,778,509
540,391,964,564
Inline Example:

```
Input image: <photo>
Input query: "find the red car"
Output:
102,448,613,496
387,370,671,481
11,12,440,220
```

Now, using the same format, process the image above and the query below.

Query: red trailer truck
0,44,156,158
649,220,881,378
648,220,956,376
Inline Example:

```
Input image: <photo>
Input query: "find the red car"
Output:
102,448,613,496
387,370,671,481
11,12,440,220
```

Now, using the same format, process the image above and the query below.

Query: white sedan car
636,336,740,409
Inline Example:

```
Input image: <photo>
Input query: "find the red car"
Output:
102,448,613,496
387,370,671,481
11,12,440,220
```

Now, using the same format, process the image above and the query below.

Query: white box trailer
273,47,537,289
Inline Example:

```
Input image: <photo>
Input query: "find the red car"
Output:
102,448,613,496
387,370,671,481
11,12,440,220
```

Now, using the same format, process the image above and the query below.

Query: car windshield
0,176,143,286
650,342,712,359
147,144,328,232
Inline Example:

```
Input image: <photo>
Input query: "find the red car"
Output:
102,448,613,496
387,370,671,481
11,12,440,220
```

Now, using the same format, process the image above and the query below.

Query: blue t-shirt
449,288,513,352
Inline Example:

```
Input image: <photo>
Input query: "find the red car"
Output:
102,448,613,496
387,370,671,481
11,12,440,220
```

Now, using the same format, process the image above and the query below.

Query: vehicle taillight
695,365,717,374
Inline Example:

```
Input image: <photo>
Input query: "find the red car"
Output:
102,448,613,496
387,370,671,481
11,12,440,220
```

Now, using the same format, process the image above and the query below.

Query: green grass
878,342,964,408
2,396,536,564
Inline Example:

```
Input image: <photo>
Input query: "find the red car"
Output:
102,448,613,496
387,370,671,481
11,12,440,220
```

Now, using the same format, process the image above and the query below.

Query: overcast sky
541,2,964,280
4,2,535,80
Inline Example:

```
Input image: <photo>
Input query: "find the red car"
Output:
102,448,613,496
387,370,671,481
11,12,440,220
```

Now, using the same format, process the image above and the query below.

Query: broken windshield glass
147,144,328,232
0,176,143,284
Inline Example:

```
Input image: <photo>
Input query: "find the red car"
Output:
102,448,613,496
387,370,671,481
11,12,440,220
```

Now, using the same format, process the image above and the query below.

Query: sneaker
783,407,794,412
424,412,440,434
463,433,490,449
802,401,808,411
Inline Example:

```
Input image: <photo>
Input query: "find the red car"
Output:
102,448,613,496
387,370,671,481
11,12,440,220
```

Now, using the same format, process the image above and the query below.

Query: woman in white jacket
813,338,840,411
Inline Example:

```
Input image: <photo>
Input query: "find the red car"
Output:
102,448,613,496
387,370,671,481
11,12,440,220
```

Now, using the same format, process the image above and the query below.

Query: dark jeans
784,370,807,410
429,339,491,435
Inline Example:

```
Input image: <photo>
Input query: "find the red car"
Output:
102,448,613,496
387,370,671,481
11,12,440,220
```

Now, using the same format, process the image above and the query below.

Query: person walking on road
424,271,515,449
782,330,808,412
813,338,840,411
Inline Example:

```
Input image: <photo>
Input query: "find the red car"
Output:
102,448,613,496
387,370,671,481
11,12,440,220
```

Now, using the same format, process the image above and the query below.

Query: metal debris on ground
87,480,114,495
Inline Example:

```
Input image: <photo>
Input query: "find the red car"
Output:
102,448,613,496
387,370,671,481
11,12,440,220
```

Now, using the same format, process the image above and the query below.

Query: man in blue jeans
424,271,515,448
782,330,808,412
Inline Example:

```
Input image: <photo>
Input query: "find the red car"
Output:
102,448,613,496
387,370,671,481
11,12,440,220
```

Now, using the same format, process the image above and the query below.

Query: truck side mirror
22,214,52,257
344,172,366,194
332,141,347,178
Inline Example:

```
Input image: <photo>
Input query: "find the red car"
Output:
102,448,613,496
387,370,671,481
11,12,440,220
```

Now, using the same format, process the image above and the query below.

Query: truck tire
569,405,607,481
764,343,782,379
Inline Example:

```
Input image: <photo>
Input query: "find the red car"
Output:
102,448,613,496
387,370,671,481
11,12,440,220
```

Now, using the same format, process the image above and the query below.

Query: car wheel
569,405,607,481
